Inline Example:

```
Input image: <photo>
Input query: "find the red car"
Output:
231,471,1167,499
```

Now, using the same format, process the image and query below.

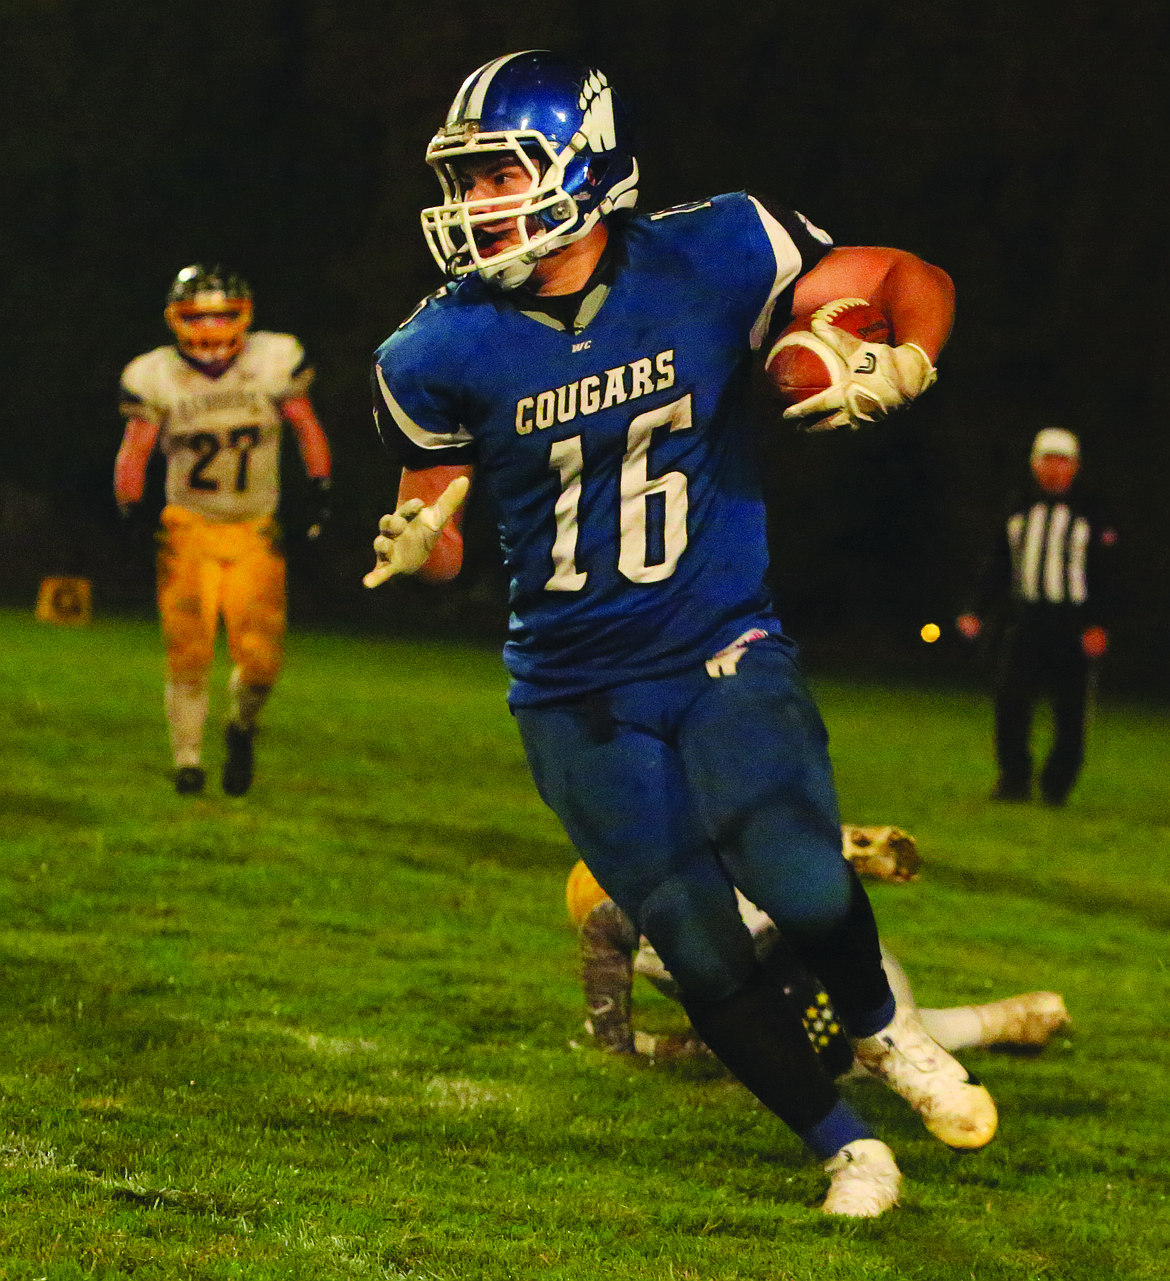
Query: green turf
0,607,1166,1279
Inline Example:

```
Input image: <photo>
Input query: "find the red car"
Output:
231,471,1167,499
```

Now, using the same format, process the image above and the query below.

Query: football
765,298,892,409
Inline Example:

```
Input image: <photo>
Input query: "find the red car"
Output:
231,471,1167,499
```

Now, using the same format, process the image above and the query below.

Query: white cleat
822,1139,902,1217
854,1005,998,1149
978,992,1070,1048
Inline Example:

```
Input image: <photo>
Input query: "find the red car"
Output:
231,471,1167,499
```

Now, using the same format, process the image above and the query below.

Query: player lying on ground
366,51,982,1217
115,265,332,797
565,855,1069,1069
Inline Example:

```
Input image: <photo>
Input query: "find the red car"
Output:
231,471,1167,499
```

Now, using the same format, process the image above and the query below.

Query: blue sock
848,991,897,1040
795,1099,874,1161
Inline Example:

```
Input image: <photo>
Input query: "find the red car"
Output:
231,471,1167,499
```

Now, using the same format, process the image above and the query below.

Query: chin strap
478,207,605,291
479,257,539,290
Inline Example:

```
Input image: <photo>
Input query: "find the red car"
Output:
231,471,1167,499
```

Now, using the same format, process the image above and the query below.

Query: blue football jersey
373,192,833,706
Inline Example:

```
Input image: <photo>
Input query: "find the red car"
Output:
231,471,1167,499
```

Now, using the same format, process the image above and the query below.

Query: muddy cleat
979,992,1070,1048
222,723,255,796
854,1005,998,1149
175,766,206,796
822,1139,901,1217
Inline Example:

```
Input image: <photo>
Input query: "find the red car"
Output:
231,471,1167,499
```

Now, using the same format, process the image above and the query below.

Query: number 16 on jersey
546,393,693,590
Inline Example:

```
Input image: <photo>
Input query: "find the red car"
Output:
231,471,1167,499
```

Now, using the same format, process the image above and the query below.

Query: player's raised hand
363,476,470,588
784,302,937,430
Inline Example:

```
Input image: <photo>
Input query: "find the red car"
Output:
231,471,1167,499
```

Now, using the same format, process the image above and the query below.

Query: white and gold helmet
164,264,253,368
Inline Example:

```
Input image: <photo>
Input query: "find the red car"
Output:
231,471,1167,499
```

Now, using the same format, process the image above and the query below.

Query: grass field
1,607,1167,1279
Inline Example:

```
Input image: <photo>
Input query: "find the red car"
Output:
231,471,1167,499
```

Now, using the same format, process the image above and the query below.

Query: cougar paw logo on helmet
577,71,617,152
420,51,639,290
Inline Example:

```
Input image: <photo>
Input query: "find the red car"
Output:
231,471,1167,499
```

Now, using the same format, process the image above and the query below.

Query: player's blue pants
515,635,894,1036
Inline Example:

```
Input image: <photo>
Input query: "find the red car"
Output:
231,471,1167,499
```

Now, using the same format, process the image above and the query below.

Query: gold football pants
156,506,286,686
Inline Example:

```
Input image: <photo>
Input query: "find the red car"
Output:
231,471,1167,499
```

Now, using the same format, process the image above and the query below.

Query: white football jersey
120,332,313,521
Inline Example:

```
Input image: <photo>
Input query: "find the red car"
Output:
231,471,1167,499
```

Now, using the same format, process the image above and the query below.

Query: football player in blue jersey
366,50,985,1217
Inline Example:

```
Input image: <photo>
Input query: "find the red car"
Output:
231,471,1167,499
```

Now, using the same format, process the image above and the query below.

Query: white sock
918,1006,985,1051
165,677,210,768
880,943,986,1050
878,944,917,1014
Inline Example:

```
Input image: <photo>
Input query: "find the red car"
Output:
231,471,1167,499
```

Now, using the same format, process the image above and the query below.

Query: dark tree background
2,1,1167,688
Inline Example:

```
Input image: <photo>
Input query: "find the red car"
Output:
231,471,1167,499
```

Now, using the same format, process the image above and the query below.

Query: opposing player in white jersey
115,265,332,796
565,858,1070,1066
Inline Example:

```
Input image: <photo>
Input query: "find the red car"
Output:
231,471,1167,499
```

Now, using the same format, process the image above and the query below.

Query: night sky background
2,1,1167,690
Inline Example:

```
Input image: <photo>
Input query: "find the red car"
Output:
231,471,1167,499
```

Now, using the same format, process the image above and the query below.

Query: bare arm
114,417,160,510
792,246,955,360
282,395,332,480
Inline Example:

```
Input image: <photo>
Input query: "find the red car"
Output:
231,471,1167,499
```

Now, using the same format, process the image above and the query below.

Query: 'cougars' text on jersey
513,350,676,433
120,332,313,522
373,192,831,705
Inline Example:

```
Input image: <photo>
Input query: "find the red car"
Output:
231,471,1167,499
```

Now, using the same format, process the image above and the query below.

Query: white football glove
362,476,470,588
780,300,938,431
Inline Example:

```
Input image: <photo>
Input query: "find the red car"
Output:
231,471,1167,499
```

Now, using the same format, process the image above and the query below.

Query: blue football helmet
421,50,639,289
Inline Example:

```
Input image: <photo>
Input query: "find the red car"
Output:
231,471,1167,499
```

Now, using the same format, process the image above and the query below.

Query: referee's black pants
994,618,1091,804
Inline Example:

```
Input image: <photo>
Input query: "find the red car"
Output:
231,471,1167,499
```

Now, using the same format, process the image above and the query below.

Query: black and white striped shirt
1008,501,1092,605
972,489,1118,625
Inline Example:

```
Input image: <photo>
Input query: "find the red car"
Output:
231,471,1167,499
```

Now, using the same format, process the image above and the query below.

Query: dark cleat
990,780,1031,803
175,766,206,795
222,723,255,796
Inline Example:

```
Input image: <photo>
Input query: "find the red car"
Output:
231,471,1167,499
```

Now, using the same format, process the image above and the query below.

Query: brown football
766,299,892,408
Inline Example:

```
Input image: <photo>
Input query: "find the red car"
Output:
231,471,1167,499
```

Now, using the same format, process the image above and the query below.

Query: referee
958,429,1118,806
